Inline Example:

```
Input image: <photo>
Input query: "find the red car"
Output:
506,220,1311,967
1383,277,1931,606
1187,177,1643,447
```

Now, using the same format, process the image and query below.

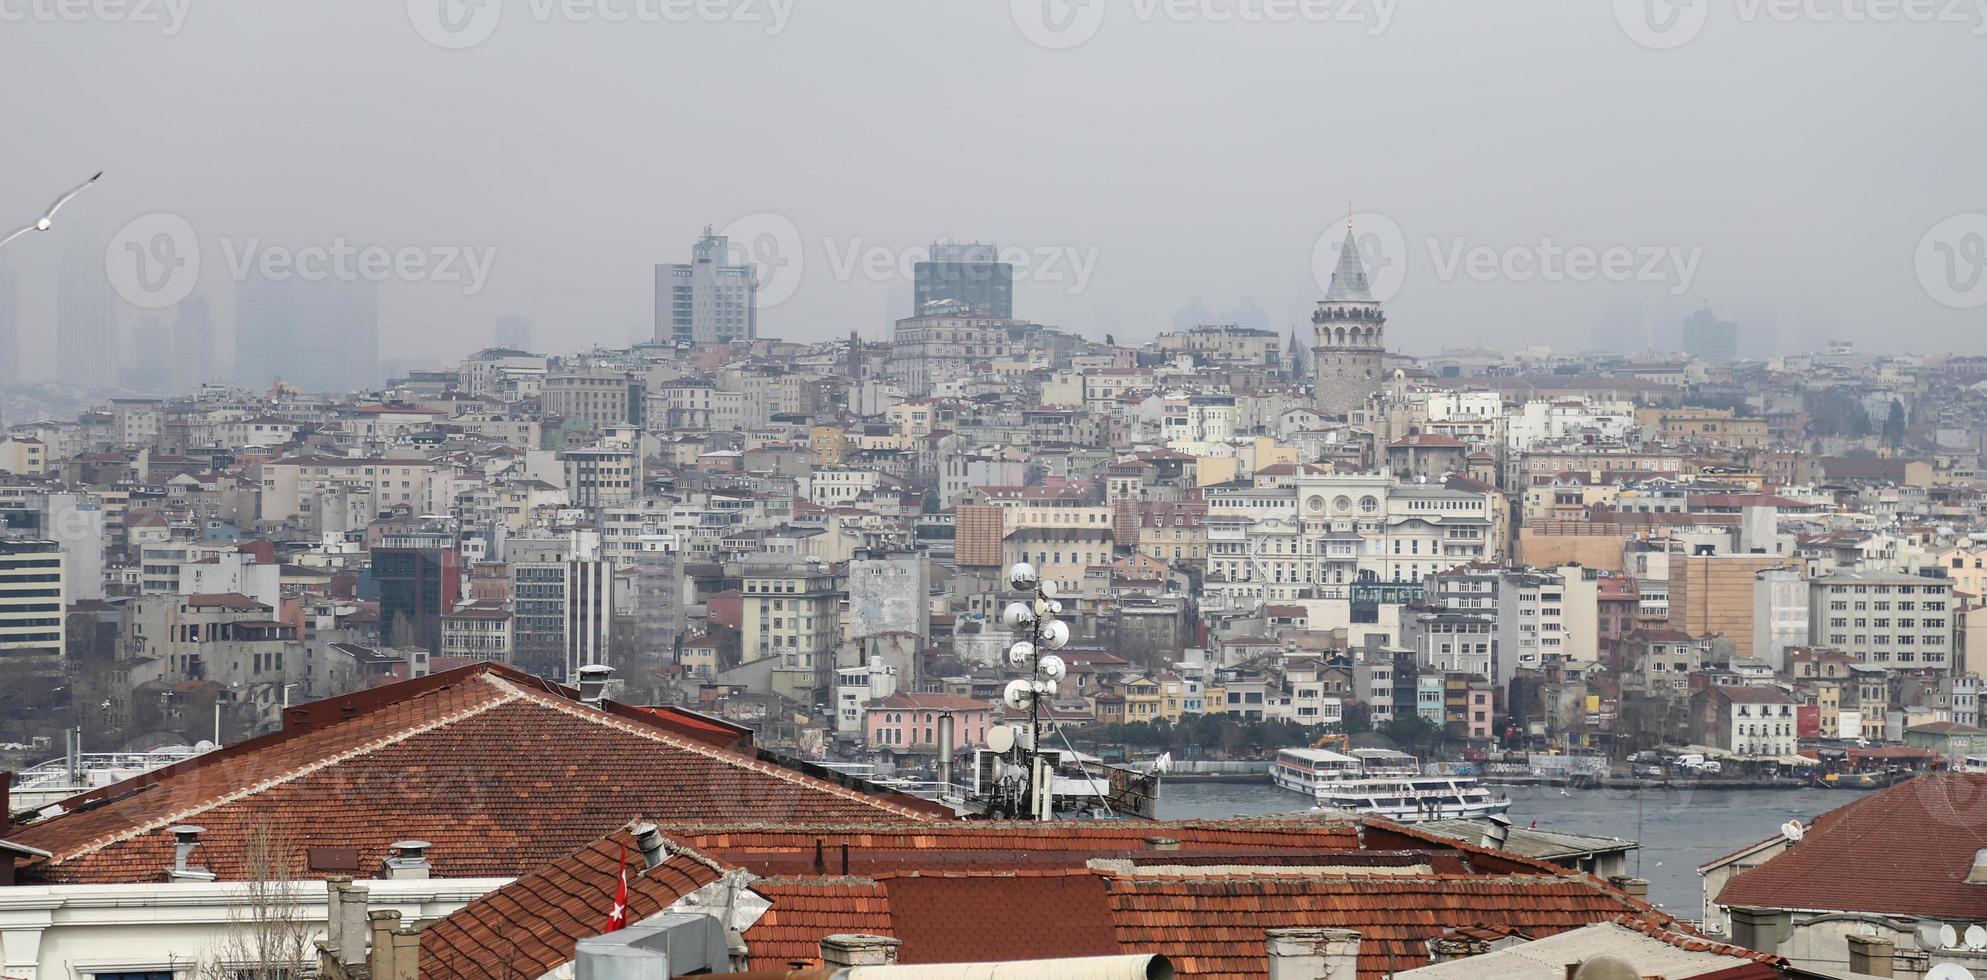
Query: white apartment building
0,539,64,658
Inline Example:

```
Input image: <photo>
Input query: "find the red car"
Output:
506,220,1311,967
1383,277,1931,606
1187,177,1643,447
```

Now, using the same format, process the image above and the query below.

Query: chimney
1266,927,1360,980
937,714,956,790
167,825,216,882
577,664,614,706
1144,836,1181,853
633,823,669,870
1726,906,1789,956
1480,812,1511,851
382,840,432,880
1847,934,1895,978
1607,875,1650,900
820,934,901,968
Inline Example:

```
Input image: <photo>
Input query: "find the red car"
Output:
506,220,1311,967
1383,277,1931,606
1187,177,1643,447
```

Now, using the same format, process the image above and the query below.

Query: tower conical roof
1324,229,1375,303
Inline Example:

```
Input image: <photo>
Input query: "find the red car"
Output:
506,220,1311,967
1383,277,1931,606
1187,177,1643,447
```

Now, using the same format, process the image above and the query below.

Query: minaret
1311,227,1387,418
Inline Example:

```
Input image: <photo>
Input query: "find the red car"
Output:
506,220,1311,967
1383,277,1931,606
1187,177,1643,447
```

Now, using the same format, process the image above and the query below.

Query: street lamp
999,561,1072,820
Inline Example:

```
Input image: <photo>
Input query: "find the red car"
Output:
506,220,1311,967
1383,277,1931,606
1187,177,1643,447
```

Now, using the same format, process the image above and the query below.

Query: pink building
865,693,992,756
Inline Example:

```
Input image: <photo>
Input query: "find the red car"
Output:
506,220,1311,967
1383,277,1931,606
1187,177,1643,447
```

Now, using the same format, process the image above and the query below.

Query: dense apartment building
1808,572,1956,673
0,539,64,658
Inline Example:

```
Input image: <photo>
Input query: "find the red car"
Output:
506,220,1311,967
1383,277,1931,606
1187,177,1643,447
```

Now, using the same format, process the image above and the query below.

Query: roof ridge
488,675,936,822
51,676,523,865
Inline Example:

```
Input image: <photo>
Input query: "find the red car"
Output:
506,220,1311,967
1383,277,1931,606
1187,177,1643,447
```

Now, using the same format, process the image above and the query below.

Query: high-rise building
234,273,379,392
0,263,16,386
494,313,533,352
372,525,462,655
1681,308,1739,364
0,539,65,659
654,227,757,347
172,292,217,392
58,238,119,391
913,241,1012,318
125,317,173,393
1311,229,1388,418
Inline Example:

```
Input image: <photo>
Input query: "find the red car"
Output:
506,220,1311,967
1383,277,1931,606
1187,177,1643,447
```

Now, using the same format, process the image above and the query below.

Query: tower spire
1323,225,1375,303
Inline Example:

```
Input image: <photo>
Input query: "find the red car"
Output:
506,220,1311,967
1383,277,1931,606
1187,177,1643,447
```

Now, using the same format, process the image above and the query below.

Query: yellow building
808,425,849,467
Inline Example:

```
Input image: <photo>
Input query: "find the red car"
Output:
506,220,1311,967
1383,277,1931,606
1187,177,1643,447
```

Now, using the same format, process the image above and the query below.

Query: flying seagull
0,171,103,249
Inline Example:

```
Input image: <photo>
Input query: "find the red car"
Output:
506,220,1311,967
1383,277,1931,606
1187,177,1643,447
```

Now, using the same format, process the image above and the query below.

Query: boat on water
1271,746,1511,822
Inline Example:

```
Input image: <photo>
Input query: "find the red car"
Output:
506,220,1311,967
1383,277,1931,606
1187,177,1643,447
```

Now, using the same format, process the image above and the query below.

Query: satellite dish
1780,819,1804,841
1001,601,1036,630
1942,923,1961,949
1926,965,1977,980
1039,654,1067,680
1002,679,1034,711
1007,641,1036,668
1857,924,1880,937
1040,580,1059,599
1967,924,1987,950
986,725,1017,754
1920,922,1953,951
1041,619,1071,649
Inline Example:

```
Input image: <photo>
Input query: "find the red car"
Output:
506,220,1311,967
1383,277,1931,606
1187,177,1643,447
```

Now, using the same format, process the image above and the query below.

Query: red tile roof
420,826,724,978
7,666,939,885
419,818,1671,979
1716,772,1987,919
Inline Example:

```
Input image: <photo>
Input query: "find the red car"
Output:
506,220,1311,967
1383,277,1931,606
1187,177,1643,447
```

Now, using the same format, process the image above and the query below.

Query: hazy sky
2,0,1983,381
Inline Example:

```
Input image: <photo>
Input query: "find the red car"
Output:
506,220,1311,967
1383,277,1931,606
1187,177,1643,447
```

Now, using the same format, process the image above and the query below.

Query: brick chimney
1846,934,1895,978
1607,875,1650,900
820,934,902,968
1266,927,1360,980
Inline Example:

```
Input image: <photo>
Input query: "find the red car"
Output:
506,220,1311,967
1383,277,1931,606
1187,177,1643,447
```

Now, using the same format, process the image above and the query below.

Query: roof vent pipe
633,822,668,870
576,664,614,706
167,825,216,882
383,839,432,879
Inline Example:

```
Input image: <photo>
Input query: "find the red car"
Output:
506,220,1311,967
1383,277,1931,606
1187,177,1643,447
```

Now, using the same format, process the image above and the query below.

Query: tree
200,823,313,980
1379,715,1443,755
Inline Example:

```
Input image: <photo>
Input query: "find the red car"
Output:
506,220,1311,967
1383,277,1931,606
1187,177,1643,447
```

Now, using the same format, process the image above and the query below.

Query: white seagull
0,171,103,249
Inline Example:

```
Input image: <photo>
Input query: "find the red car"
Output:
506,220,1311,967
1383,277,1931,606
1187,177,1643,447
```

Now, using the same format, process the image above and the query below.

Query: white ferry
1271,747,1510,823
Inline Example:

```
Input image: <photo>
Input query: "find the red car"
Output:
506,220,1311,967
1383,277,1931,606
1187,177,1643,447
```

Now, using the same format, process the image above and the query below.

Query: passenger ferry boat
1271,747,1511,823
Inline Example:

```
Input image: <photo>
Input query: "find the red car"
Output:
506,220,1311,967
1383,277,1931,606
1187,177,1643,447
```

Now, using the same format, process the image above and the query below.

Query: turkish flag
603,841,629,933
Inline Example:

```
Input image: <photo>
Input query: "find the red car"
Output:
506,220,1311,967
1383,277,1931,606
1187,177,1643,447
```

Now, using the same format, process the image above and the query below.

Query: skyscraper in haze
494,313,532,352
654,227,757,347
234,274,379,392
914,241,1012,317
0,264,16,386
57,238,119,391
172,292,216,392
1682,308,1739,364
125,318,172,393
